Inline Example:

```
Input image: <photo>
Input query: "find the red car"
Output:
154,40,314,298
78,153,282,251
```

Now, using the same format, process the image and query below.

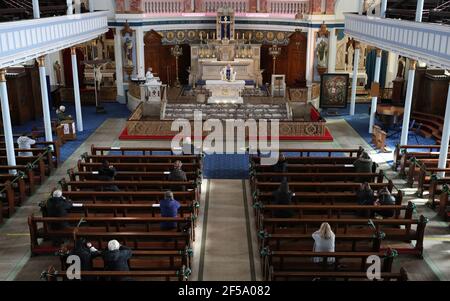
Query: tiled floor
3,115,450,281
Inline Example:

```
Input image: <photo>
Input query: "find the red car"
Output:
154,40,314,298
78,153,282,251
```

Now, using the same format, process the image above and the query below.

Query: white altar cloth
205,80,245,104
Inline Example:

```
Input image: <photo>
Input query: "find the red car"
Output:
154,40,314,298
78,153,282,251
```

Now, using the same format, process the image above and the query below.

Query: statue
124,37,133,67
396,59,405,78
53,61,62,86
220,64,236,81
316,39,328,68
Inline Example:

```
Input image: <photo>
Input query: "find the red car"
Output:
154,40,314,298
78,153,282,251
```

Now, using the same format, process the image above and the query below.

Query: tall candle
207,33,209,40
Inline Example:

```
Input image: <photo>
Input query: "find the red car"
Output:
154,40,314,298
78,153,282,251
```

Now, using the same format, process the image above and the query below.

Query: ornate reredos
216,7,235,42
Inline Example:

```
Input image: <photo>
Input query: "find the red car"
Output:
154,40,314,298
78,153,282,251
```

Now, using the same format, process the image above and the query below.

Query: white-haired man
56,105,73,122
102,239,132,280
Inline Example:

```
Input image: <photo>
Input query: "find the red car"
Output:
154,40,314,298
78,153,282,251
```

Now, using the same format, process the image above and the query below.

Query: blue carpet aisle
12,102,130,162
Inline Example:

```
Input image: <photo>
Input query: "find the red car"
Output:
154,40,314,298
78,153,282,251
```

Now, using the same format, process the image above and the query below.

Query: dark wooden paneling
261,31,307,87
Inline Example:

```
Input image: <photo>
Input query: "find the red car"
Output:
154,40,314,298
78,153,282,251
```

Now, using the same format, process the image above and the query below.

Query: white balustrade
0,12,108,69
202,0,250,13
142,0,185,14
267,0,309,15
345,13,450,69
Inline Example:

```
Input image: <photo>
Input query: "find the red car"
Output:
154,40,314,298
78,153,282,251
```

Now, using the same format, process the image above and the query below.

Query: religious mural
319,73,349,108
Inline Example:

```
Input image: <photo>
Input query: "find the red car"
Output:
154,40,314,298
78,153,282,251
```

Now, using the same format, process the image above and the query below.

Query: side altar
189,7,262,86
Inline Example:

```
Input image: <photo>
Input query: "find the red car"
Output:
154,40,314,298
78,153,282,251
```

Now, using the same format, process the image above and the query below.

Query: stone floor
2,115,449,281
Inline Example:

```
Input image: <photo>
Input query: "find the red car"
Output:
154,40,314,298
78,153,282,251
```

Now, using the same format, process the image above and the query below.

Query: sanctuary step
163,103,289,120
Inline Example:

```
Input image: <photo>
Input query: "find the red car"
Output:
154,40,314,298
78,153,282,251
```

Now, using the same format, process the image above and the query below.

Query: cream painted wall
93,0,116,18
334,0,360,21
45,51,64,86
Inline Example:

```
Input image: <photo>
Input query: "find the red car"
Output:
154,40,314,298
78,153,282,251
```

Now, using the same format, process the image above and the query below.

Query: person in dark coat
46,190,73,231
356,182,375,217
271,179,294,218
69,238,101,281
168,160,187,191
98,160,119,191
375,187,396,218
102,240,133,281
354,152,373,173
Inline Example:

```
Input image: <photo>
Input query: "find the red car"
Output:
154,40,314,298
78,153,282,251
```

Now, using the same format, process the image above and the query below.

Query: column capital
409,60,417,70
36,56,46,67
0,69,6,82
376,49,383,57
71,47,77,55
353,41,360,49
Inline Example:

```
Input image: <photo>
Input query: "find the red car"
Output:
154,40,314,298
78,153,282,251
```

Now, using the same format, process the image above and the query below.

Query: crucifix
82,58,111,113
219,15,232,40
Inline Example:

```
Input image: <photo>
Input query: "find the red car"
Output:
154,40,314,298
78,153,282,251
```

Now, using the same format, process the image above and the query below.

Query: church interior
0,0,449,282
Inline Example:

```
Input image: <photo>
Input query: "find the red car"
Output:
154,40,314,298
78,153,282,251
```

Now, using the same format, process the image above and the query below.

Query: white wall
93,0,116,18
334,0,360,21
45,51,64,86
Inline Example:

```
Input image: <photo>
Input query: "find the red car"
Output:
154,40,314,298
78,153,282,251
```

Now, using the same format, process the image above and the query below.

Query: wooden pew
250,171,384,183
251,156,361,165
77,161,202,173
253,181,394,194
268,267,408,281
0,165,37,192
260,216,428,258
60,179,199,192
407,158,450,187
0,141,61,164
393,144,441,171
59,191,197,205
0,155,47,182
0,181,16,218
263,250,397,281
0,148,56,170
251,164,376,174
438,188,450,220
42,267,189,281
257,148,363,157
28,216,193,255
68,169,200,182
82,154,202,164
0,174,26,206
91,145,177,155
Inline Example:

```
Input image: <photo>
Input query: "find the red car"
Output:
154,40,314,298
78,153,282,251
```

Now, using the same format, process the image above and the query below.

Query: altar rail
345,13,450,70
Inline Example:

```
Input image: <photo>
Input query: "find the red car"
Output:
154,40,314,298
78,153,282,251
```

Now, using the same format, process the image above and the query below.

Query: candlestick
207,33,209,40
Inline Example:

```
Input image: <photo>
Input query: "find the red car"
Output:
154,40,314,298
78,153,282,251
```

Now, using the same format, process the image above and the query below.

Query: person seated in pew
102,240,133,281
356,182,375,217
356,146,365,158
160,191,181,230
375,187,396,218
69,238,101,281
17,133,36,157
168,160,187,191
97,160,119,191
45,190,73,245
271,179,294,218
56,106,73,122
312,222,335,264
354,151,373,173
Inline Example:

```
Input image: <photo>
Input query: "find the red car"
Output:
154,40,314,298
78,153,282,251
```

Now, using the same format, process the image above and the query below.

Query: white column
32,0,40,18
416,0,425,22
369,49,382,133
350,42,360,116
305,28,315,87
89,0,95,12
380,0,387,18
257,0,260,11
191,0,195,12
114,29,125,97
328,28,337,73
400,60,417,145
135,28,145,78
358,0,364,14
71,47,83,132
67,0,74,15
437,82,450,178
37,56,53,143
0,70,16,170
74,0,81,14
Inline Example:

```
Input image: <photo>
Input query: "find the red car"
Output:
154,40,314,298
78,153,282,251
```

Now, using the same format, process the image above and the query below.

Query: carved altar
189,7,262,86
205,80,245,104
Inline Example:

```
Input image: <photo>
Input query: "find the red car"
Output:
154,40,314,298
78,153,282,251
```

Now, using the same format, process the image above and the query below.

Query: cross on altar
219,15,232,40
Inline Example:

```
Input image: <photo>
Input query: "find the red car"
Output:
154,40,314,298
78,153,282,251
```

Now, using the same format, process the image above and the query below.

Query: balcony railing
267,0,309,14
345,13,450,69
201,0,250,13
142,0,186,14
0,11,108,69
